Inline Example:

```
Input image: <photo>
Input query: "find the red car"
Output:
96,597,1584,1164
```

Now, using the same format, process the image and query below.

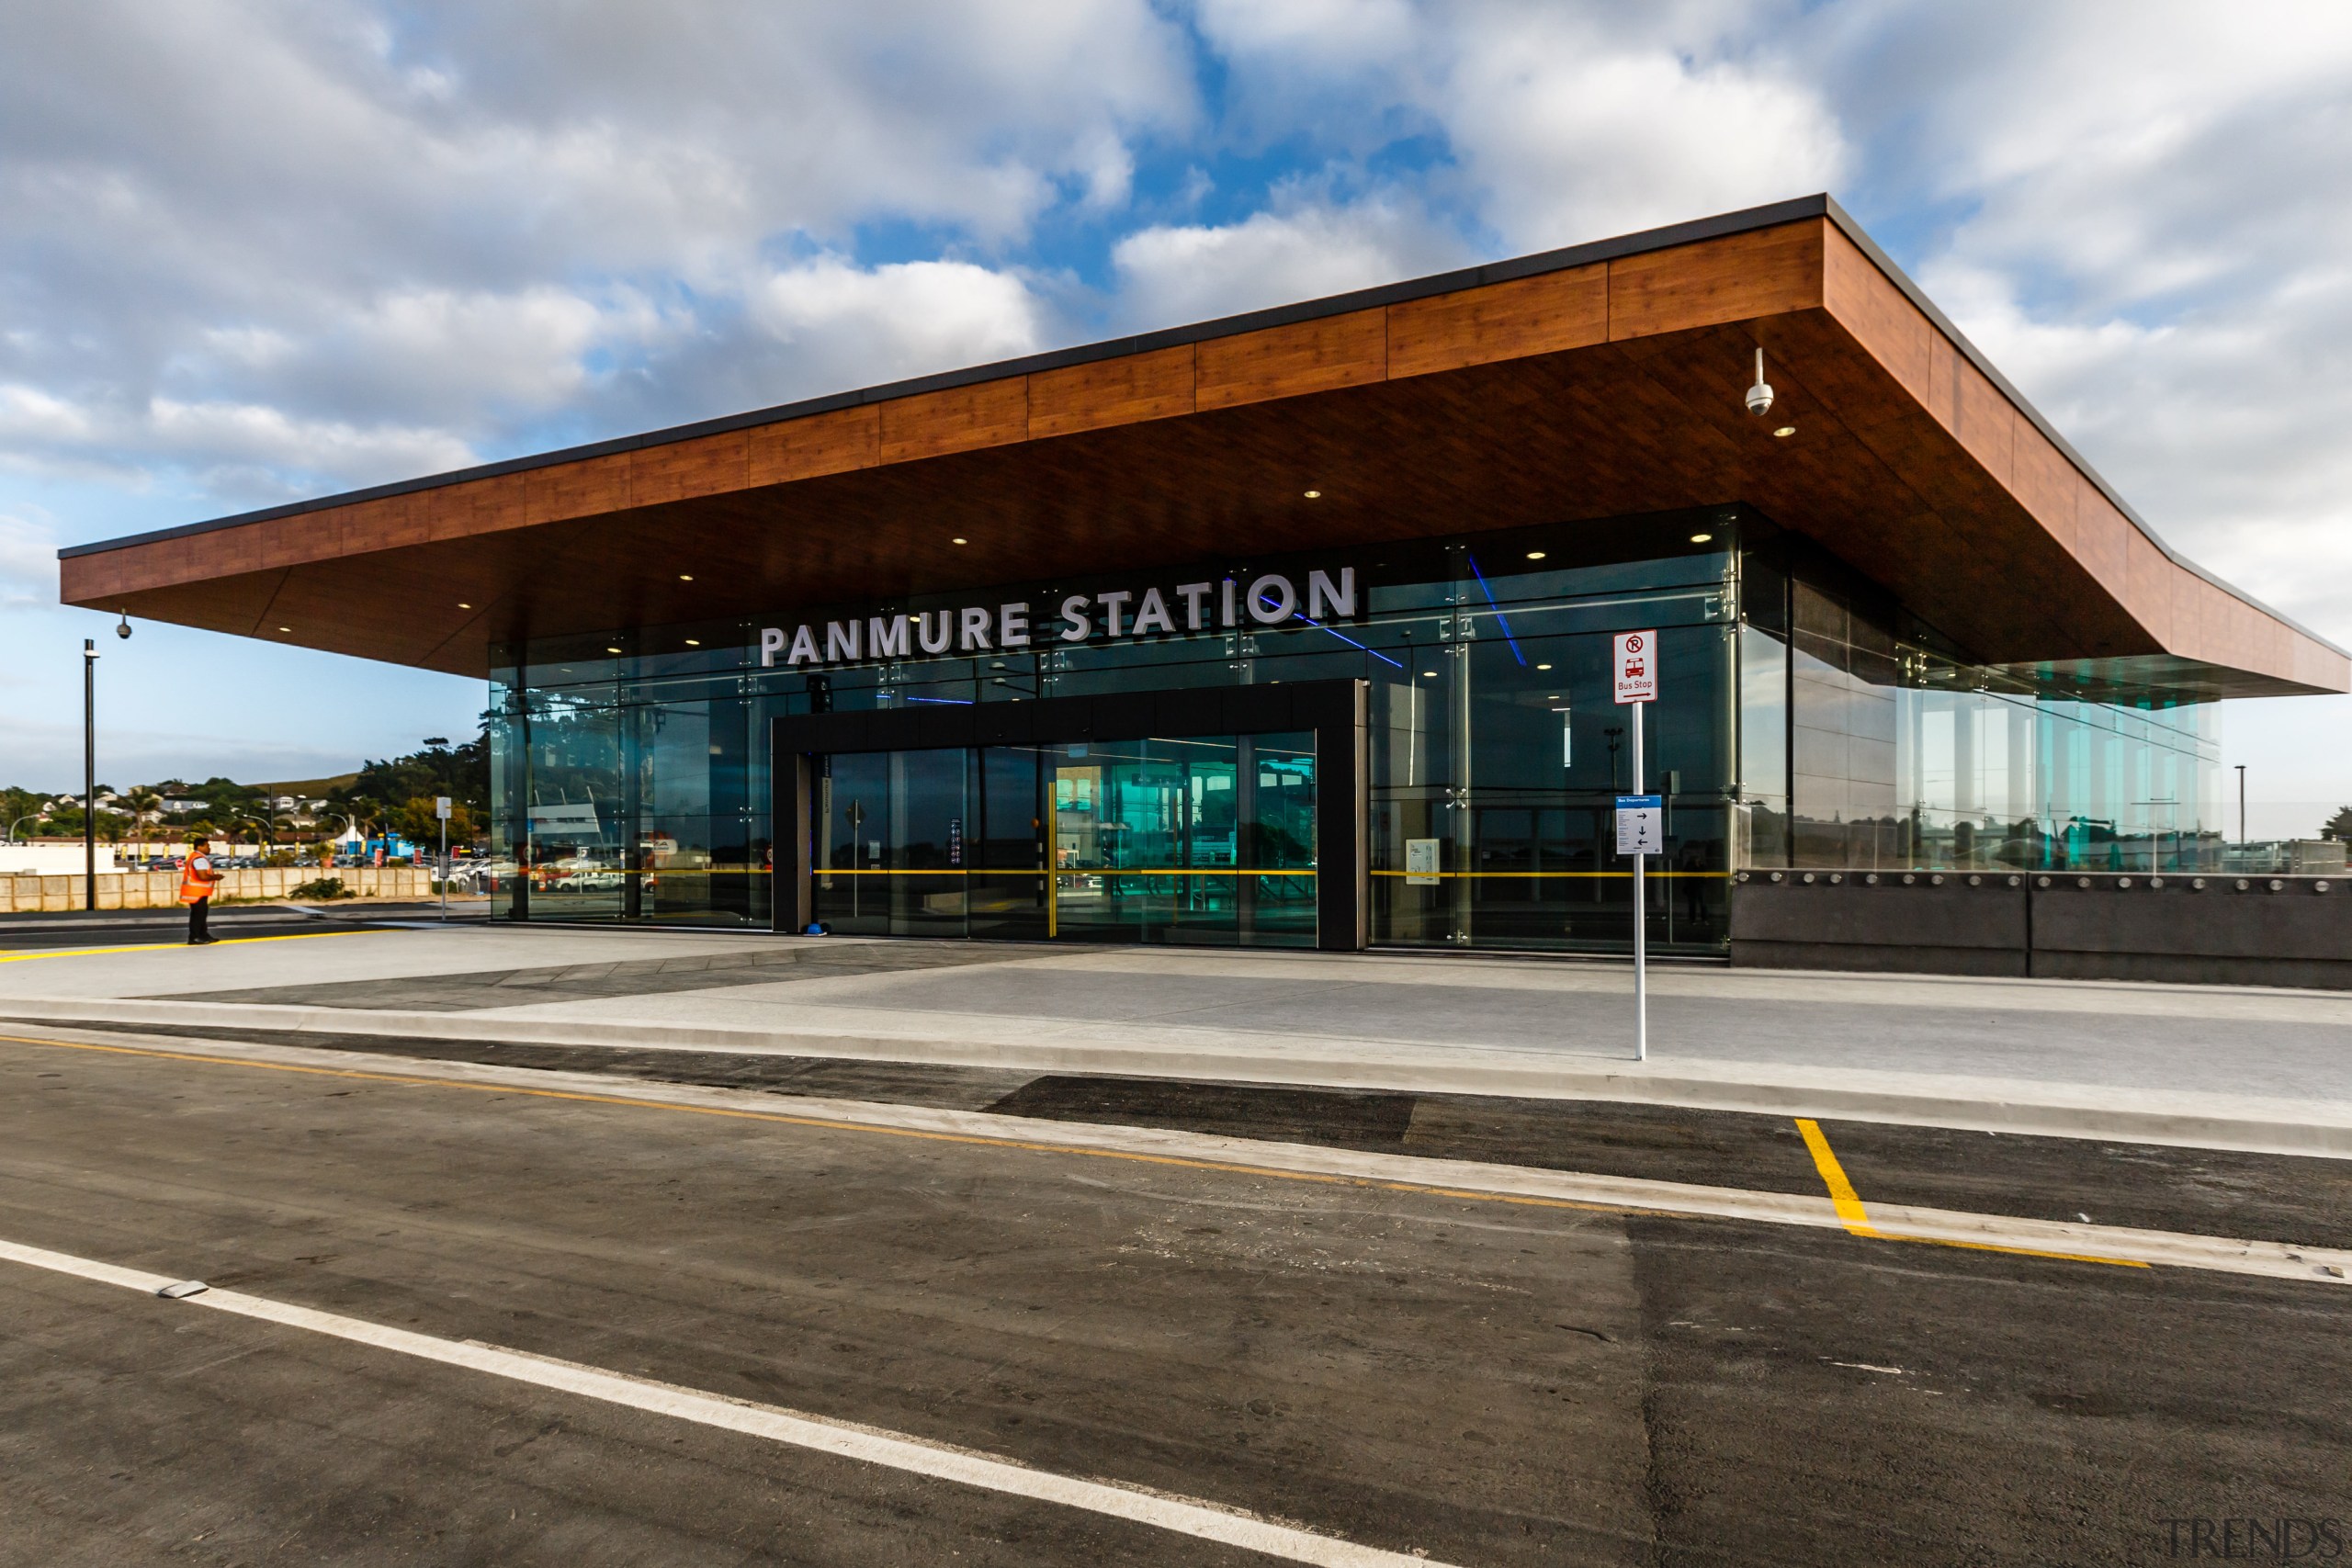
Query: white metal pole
1633,701,1646,1062
440,815,448,921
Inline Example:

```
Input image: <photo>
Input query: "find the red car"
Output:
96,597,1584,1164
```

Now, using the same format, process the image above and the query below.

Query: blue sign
1614,795,1661,810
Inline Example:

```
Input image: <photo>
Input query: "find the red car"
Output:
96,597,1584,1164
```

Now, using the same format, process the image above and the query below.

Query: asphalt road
2,1030,2346,1565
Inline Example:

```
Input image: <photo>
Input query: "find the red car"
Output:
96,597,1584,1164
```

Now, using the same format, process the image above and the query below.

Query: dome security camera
1745,348,1774,417
115,611,132,639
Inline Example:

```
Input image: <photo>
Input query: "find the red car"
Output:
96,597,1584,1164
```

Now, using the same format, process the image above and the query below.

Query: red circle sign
1624,634,1644,652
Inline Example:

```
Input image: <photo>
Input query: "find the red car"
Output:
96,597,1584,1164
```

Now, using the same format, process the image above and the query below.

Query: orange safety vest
178,853,218,905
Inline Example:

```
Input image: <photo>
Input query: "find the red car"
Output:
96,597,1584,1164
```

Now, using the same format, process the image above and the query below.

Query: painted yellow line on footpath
0,929,392,964
1794,1115,2145,1269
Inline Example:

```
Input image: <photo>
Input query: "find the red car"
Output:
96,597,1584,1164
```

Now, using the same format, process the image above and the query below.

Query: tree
342,734,489,818
0,786,43,840
2324,806,2352,843
124,787,163,857
392,795,478,851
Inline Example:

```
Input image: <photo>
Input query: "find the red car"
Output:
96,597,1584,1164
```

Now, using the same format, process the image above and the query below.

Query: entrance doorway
775,680,1367,951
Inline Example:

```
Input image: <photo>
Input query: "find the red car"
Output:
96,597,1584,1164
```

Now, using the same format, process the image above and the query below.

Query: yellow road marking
1795,1117,1880,1235
0,1028,2156,1269
1795,1115,2144,1269
0,929,394,964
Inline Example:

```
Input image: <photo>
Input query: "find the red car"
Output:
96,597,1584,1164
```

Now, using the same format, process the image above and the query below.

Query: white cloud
0,386,97,445
1434,10,1847,248
1113,195,1465,326
748,257,1047,384
0,512,58,609
147,399,477,487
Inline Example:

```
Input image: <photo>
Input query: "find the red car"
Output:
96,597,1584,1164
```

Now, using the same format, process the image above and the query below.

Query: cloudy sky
4,1,2348,829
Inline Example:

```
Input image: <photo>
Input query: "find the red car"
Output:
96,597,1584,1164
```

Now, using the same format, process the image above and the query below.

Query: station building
62,197,2350,964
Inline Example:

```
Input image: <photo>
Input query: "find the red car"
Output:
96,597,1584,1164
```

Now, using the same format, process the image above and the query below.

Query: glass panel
1368,613,1732,954
1053,737,1258,946
811,749,968,937
1248,731,1318,945
525,688,627,921
970,744,1047,941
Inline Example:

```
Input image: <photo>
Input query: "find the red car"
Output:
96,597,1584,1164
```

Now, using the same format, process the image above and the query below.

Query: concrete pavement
5,922,2351,1152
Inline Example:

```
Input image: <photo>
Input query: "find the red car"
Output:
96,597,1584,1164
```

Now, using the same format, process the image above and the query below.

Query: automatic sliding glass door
808,731,1316,947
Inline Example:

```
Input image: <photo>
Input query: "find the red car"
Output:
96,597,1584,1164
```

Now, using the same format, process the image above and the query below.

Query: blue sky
5,1,2350,830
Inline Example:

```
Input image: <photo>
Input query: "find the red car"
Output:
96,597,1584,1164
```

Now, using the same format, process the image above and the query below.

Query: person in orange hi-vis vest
179,834,225,945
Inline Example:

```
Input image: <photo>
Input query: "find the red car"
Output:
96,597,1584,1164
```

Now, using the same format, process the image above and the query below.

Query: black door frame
772,678,1368,951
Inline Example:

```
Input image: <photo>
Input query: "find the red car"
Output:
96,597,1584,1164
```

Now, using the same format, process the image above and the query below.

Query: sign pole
435,795,452,922
1632,701,1645,1061
1612,629,1660,1064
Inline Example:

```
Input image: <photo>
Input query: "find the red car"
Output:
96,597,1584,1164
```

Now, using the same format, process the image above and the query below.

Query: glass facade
485,503,2222,952
1736,536,2223,873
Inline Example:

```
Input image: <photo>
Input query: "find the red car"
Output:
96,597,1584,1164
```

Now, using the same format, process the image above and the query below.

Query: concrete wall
0,867,431,914
1731,870,2352,989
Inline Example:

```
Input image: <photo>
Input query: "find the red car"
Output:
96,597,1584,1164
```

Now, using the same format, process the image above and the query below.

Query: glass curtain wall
487,641,769,927
489,507,1743,953
1736,541,2223,872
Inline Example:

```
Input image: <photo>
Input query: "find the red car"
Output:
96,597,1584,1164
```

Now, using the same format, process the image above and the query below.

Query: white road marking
0,1236,1461,1568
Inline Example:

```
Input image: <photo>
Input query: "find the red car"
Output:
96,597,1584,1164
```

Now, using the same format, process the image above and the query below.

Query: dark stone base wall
1730,870,2352,989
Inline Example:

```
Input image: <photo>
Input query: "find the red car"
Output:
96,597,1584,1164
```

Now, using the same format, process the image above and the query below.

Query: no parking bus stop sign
1611,629,1657,705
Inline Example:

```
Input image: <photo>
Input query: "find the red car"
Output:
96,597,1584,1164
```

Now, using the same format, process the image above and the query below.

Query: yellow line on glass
1370,869,1728,879
817,867,1317,876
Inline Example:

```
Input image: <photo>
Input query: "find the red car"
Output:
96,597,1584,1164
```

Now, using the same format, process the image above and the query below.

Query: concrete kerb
3,995,2348,1159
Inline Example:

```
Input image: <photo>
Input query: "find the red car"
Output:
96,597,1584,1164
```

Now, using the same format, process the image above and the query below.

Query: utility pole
83,639,97,911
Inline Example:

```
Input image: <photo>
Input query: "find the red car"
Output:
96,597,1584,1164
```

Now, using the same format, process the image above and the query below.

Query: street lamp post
83,638,97,911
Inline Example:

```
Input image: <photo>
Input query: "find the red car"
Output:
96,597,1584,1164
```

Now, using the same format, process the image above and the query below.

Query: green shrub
288,876,356,901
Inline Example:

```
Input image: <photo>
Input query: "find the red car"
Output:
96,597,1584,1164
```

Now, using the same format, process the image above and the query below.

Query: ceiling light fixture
1690,532,1713,543
1421,670,1437,679
1303,490,1321,499
458,602,472,610
605,646,622,654
679,573,694,581
277,626,290,633
1525,550,1546,560
1772,425,1796,439
951,536,968,545
684,639,701,647
1536,662,1553,671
